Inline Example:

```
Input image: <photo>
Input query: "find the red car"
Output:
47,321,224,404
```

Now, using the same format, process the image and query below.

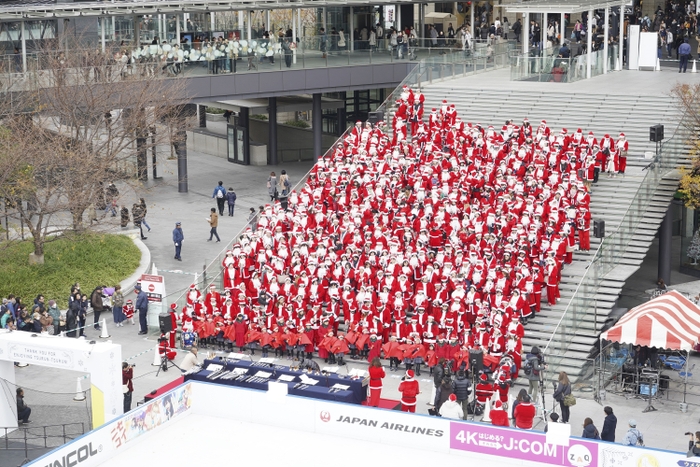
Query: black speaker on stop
367,111,384,125
594,219,605,238
469,349,483,373
159,313,173,334
649,124,664,142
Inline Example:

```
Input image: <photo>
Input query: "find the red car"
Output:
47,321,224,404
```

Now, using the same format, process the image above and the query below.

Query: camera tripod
155,352,182,377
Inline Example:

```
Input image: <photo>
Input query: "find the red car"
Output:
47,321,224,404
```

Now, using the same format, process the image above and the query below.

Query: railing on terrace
0,39,516,94
0,422,86,460
510,44,619,83
166,47,513,310
542,118,688,383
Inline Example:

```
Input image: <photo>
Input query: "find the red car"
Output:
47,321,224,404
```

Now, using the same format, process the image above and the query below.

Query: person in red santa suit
158,334,177,363
398,369,420,413
475,373,494,409
577,207,591,251
490,400,510,427
232,313,248,352
165,303,178,349
616,132,628,174
545,257,560,306
186,284,201,306
367,357,386,407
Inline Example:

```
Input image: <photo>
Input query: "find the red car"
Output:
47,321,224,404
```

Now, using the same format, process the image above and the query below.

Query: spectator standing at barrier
452,370,471,418
66,292,80,337
78,293,89,337
207,208,221,243
368,357,385,407
212,181,226,216
122,362,134,413
544,412,559,433
226,187,237,217
688,432,700,457
622,419,644,446
173,222,184,261
582,417,600,439
398,369,420,413
491,400,510,427
600,406,617,442
320,28,328,58
135,285,149,335
513,394,536,429
440,394,464,420
512,18,522,43
552,371,572,423
47,300,61,335
16,388,31,424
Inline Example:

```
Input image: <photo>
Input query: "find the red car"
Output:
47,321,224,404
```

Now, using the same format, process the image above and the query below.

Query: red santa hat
190,284,196,289
449,393,457,402
405,369,415,379
169,303,177,310
480,373,488,382
494,400,503,409
209,284,216,289
619,132,625,137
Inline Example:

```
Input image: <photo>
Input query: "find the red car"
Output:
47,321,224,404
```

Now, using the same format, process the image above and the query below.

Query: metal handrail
1,422,86,461
541,109,690,379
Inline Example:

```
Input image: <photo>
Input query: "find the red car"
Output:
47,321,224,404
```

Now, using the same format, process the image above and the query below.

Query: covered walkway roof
505,0,628,14
0,0,416,21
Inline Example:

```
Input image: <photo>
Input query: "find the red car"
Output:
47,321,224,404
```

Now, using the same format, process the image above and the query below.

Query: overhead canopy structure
600,291,700,351
505,0,630,14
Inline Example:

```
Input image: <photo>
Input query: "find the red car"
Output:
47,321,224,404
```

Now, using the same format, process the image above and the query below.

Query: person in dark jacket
432,358,447,406
66,292,80,337
90,286,104,331
226,188,237,217
135,285,149,335
582,417,600,439
452,370,471,418
173,222,184,261
16,388,31,424
600,406,617,442
436,375,454,414
552,371,572,423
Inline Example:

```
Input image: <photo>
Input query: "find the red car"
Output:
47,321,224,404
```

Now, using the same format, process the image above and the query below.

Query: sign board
139,274,165,302
139,274,167,330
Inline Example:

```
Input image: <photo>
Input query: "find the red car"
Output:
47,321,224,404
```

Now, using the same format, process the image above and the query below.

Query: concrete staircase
416,86,689,380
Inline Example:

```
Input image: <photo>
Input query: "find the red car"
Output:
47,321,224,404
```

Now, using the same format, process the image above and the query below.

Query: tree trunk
71,207,86,232
29,236,44,265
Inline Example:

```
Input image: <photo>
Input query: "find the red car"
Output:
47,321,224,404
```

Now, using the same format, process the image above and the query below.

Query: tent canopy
600,291,700,351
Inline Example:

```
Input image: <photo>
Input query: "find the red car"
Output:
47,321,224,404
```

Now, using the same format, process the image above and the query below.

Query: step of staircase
417,83,688,380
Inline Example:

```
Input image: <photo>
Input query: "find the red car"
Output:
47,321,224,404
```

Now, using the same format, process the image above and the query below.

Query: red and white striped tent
601,290,700,351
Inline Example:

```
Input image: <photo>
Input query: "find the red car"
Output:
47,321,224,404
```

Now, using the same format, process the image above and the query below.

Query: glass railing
510,44,619,83
542,117,688,382
165,46,512,311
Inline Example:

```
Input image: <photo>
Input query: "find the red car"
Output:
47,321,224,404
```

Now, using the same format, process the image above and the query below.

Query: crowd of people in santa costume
169,85,625,410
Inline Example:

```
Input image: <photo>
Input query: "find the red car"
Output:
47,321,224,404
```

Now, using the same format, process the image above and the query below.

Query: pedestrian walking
173,221,184,261
600,406,617,442
267,171,278,201
207,208,221,242
226,188,237,216
279,170,291,197
138,198,151,232
135,285,149,335
679,37,691,72
105,182,119,217
120,205,130,229
132,202,147,240
320,27,328,58
212,181,226,215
